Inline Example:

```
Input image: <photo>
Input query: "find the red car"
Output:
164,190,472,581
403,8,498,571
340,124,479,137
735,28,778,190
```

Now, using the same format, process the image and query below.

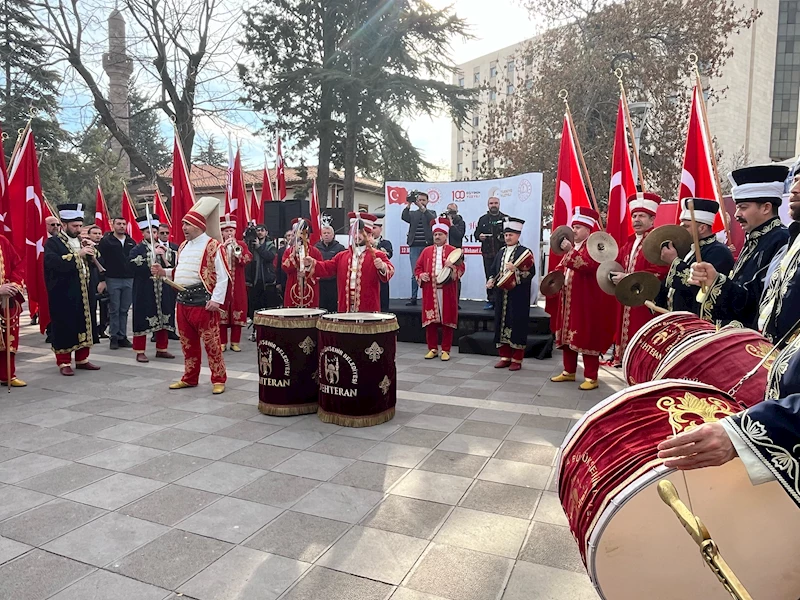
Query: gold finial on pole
559,90,604,229
614,68,647,192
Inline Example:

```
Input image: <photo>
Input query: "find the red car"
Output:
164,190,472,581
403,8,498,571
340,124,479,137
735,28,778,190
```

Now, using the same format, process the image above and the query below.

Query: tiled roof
134,164,383,195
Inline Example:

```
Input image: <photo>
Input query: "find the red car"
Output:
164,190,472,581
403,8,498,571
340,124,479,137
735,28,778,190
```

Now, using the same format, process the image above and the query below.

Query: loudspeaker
263,199,309,236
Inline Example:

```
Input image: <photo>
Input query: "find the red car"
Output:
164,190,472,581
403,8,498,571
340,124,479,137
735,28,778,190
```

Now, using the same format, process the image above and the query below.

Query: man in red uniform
550,207,616,390
219,217,252,352
282,218,324,308
415,217,464,361
610,192,670,365
0,234,25,386
303,212,394,312
151,197,229,394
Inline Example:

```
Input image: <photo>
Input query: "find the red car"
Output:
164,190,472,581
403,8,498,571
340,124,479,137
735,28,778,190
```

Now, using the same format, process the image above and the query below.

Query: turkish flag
546,116,591,333
154,189,171,229
7,129,48,331
0,125,10,237
386,186,408,205
679,86,721,231
227,149,247,240
249,185,260,226
607,99,635,247
309,179,321,246
94,184,111,234
261,164,274,205
122,188,143,242
276,138,287,201
171,136,196,244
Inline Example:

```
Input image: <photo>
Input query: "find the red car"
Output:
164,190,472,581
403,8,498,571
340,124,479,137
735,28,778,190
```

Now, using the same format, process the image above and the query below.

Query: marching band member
151,197,229,394
282,217,323,308
659,197,733,317
692,165,800,342
550,207,615,390
414,217,464,361
44,204,102,376
219,217,252,352
0,232,25,386
486,217,534,372
303,212,394,312
610,193,669,365
372,221,394,312
129,215,176,363
157,223,180,340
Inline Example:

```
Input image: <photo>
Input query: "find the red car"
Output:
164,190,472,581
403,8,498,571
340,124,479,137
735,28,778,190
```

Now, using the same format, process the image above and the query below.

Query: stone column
102,9,133,177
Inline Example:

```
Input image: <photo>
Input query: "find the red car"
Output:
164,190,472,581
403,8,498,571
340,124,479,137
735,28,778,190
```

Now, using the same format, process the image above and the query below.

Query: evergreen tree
129,86,171,177
193,135,227,167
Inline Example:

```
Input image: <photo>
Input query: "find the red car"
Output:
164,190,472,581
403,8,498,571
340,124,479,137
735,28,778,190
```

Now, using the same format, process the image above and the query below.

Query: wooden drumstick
644,300,669,315
687,199,708,302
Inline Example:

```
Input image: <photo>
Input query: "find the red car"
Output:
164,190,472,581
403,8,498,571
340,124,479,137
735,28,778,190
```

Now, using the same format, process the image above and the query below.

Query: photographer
401,191,436,306
474,194,506,309
245,224,278,321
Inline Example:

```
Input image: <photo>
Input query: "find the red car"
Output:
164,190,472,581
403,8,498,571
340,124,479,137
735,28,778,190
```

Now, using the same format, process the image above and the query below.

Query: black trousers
319,279,339,314
248,283,281,318
380,281,390,313
483,254,496,303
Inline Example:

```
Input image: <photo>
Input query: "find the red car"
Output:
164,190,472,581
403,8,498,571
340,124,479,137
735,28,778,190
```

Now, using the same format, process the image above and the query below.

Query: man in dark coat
315,225,346,314
44,204,101,376
372,222,394,312
157,223,180,340
129,216,176,363
246,224,278,321
97,217,136,350
474,193,507,309
445,203,466,304
486,217,534,372
694,165,790,329
659,197,734,318
402,191,436,306
85,225,106,342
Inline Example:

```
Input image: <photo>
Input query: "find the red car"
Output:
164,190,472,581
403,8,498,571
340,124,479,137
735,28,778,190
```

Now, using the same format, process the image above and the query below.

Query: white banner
384,174,543,301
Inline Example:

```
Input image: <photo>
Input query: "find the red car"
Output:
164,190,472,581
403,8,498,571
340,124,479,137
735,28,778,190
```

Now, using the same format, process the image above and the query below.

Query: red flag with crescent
607,99,635,246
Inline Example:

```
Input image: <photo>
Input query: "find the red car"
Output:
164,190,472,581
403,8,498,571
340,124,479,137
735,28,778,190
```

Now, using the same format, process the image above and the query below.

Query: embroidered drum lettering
259,340,291,377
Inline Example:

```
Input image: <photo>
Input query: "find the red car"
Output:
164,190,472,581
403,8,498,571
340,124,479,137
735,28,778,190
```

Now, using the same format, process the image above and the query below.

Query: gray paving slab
44,511,169,567
231,471,319,508
405,414,463,432
335,421,401,441
78,443,165,471
220,444,297,470
15,463,112,496
0,536,31,566
244,511,349,562
133,428,207,451
135,409,197,426
48,569,172,600
361,495,451,540
502,561,599,599
0,549,94,600
292,482,383,524
533,491,569,526
516,414,575,432
506,425,566,447
454,420,512,439
519,521,585,573
119,485,220,526
331,461,408,492
0,498,105,546
19,409,92,428
437,433,502,457
125,453,212,483
95,421,166,443
64,473,164,510
0,453,70,484
460,480,542,520
466,408,522,425
174,435,252,460
423,404,475,419
213,421,281,442
177,497,282,544
175,415,242,434
178,545,309,600
418,451,488,478
386,427,448,448
405,543,514,600
391,588,450,600
494,441,557,466
307,434,379,459
434,507,528,559
0,484,52,521
279,566,393,600
271,451,354,481
0,448,25,464
359,442,430,468
175,462,266,495
477,458,550,489
38,436,119,461
318,525,428,585
259,428,331,450
110,529,233,590
210,404,262,420
390,470,472,505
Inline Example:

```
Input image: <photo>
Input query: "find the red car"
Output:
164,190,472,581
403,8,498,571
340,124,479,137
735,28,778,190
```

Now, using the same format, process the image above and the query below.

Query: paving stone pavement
0,321,628,599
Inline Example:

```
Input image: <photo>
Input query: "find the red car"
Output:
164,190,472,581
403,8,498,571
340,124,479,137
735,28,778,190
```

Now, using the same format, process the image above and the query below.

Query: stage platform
388,299,554,360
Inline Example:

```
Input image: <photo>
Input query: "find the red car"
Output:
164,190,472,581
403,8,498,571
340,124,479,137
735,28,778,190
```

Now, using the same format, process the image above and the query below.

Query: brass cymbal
614,272,662,307
587,232,619,264
550,225,575,255
642,225,692,266
541,271,565,297
596,260,623,296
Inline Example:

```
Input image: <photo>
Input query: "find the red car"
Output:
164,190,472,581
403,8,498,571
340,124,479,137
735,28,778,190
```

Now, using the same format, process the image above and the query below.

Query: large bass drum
316,312,398,427
557,379,800,599
622,311,715,385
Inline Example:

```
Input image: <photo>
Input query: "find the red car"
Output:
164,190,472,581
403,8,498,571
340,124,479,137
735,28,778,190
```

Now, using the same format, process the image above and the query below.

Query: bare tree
34,0,244,191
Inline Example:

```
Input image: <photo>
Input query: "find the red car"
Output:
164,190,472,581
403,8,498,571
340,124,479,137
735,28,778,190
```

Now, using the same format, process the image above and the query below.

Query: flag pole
614,69,647,192
559,90,604,230
688,53,733,247
274,132,280,202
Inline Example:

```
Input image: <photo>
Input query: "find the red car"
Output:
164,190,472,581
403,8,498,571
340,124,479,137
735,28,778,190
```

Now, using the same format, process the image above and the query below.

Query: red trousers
133,330,169,354
563,347,599,380
55,347,90,368
0,352,16,382
498,344,524,364
425,324,454,352
219,325,242,346
177,304,226,386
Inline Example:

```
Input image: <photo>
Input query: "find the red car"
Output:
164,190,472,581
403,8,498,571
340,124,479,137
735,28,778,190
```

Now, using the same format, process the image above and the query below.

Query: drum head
436,267,453,285
322,312,395,322
447,248,464,265
257,308,326,318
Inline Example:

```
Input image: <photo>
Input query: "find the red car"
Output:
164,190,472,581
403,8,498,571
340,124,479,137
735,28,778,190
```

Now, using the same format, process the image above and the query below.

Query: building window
472,159,478,173
473,115,480,127
505,129,513,141
457,163,463,173
488,157,495,170
507,84,515,94
458,76,464,87
490,61,497,78
490,90,497,101
457,129,464,142
458,142,465,152
473,68,480,84
770,0,800,160
507,59,515,73
526,78,534,90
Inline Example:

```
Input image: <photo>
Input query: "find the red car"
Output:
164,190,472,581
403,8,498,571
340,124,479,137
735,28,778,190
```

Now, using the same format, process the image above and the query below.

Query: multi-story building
451,0,798,180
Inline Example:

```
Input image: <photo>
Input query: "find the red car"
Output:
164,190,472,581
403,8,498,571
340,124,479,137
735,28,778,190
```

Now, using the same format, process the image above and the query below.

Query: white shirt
434,245,444,278
66,235,81,252
349,245,366,292
173,233,229,304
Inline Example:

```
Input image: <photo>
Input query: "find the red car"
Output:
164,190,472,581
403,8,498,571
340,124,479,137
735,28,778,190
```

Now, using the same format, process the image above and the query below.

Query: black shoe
151,334,157,342
405,299,418,306
119,338,133,348
168,332,180,341
109,338,119,350
458,305,463,310
483,302,494,310
30,315,38,326
99,333,109,340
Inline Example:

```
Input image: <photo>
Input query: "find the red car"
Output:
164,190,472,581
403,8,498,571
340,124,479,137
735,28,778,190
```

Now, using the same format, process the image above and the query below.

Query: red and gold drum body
654,326,774,409
254,308,325,416
496,248,534,291
317,312,398,427
557,379,800,600
622,311,715,385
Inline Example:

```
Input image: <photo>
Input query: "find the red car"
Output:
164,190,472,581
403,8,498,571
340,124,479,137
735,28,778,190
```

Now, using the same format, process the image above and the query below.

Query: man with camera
315,225,346,313
245,223,278,323
474,194,507,309
402,191,436,306
444,203,466,305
